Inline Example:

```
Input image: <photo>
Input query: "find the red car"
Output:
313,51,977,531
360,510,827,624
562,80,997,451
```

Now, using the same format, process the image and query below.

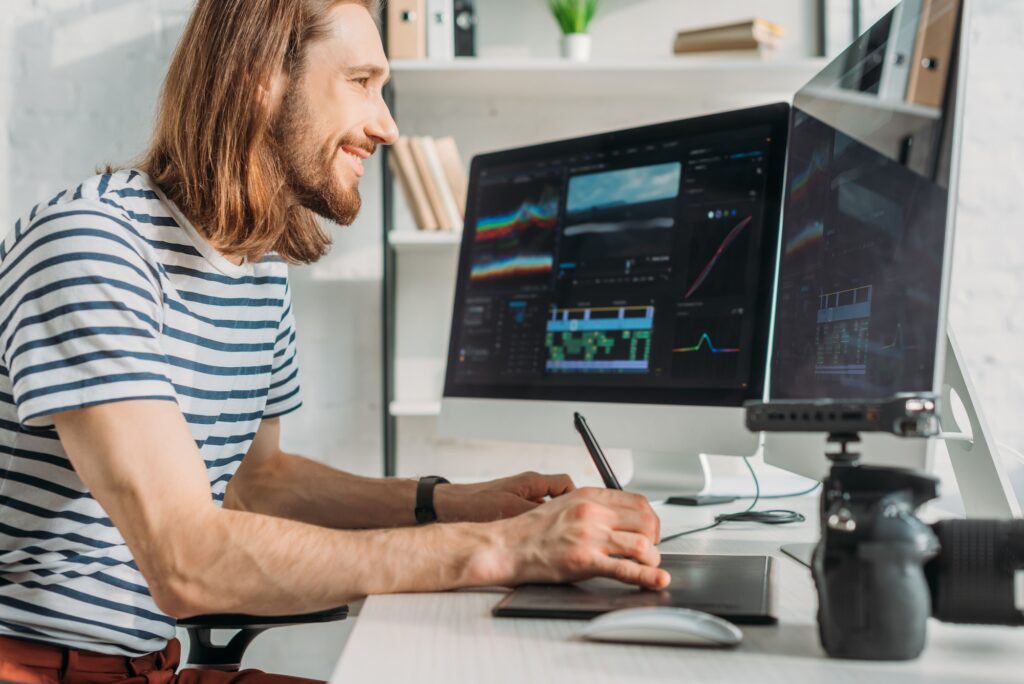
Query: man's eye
354,77,370,88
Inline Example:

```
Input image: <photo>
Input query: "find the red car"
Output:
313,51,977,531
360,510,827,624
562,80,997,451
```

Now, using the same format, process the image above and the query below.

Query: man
0,1,667,680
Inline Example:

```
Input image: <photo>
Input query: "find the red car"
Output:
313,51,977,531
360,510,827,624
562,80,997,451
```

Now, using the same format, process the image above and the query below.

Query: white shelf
390,57,827,97
800,85,942,119
390,400,442,417
388,231,463,251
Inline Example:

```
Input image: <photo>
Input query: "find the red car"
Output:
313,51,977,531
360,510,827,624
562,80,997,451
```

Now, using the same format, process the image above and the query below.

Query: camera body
814,462,940,659
815,458,1024,660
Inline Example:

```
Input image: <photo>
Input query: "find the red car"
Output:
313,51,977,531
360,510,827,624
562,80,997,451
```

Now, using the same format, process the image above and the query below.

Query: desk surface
329,497,1024,683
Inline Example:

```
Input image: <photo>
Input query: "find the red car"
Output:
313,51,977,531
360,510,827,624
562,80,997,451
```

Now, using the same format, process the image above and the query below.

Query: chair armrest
178,605,349,630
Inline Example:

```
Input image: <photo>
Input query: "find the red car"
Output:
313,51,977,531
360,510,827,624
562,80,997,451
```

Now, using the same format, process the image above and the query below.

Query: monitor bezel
442,102,792,407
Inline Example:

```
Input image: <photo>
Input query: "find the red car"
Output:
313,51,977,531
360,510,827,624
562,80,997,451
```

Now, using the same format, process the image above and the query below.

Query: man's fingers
592,554,671,590
604,508,660,543
607,531,661,567
578,487,650,512
545,473,576,496
515,472,575,499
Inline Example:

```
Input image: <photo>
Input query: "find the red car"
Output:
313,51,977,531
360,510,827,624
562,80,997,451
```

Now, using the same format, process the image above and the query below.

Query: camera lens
926,519,1024,625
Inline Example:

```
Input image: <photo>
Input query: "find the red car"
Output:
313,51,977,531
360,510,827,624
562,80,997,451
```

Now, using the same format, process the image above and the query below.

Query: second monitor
440,104,790,493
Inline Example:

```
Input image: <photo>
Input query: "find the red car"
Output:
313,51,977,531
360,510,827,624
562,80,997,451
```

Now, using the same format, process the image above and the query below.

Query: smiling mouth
338,144,373,178
341,144,372,161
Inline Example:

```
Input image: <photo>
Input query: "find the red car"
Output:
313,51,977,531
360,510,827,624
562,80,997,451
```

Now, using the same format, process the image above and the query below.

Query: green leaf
548,0,599,34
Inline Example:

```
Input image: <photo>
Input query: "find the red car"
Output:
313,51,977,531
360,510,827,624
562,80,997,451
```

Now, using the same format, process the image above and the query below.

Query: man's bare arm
223,416,575,528
53,400,667,619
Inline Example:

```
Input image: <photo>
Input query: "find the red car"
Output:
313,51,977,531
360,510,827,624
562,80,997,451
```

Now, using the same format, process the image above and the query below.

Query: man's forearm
167,504,509,618
224,450,420,528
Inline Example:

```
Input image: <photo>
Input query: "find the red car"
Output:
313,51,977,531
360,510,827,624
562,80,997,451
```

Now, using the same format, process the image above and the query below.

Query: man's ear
258,70,288,113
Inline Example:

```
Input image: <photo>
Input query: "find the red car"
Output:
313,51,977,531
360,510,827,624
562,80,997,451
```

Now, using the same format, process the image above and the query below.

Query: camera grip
814,538,935,660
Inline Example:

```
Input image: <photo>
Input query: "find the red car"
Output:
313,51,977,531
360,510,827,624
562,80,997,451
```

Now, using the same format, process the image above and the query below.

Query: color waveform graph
469,180,560,286
475,189,559,241
672,332,741,354
671,315,745,385
470,255,554,281
684,215,753,300
544,305,654,374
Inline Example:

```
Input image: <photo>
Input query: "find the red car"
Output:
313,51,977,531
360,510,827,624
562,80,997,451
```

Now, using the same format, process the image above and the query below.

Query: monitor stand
940,329,1021,517
780,542,815,568
626,451,714,501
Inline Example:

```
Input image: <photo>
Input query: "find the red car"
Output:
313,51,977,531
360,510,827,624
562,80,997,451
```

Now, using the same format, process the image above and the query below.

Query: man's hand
434,471,575,523
468,487,669,591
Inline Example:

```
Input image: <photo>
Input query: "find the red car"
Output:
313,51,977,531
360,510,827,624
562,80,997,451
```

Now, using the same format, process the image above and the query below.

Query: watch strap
415,475,450,524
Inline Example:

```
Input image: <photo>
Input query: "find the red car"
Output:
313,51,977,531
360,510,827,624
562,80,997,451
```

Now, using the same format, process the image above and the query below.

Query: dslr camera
747,395,1024,660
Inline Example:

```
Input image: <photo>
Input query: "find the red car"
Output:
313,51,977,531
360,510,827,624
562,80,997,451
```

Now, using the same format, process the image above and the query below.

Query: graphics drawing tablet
492,553,776,624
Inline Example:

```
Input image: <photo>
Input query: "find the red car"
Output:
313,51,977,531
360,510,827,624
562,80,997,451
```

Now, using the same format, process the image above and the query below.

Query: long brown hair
140,0,379,265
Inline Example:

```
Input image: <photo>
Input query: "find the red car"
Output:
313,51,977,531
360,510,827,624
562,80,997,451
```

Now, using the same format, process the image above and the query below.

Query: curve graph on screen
470,181,560,284
684,215,753,300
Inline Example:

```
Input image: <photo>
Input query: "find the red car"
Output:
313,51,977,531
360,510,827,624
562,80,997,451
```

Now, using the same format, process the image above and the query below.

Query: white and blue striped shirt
0,170,303,656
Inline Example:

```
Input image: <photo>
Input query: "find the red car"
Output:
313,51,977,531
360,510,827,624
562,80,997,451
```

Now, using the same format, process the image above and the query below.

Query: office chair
179,606,348,670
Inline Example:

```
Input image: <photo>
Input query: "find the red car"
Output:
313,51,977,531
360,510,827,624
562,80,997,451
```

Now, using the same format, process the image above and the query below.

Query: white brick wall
951,0,1024,452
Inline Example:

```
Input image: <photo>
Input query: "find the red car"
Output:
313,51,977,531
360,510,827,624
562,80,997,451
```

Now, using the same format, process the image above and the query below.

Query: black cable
658,457,808,544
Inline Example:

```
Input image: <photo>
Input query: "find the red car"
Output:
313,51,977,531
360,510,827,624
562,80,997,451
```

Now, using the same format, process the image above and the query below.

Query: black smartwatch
415,475,450,524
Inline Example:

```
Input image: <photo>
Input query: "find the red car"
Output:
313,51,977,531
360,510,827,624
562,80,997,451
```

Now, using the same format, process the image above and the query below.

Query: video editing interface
769,109,947,400
448,124,776,399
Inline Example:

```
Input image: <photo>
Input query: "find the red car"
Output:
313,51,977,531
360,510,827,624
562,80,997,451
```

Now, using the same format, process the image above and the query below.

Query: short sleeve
264,276,302,418
0,207,177,428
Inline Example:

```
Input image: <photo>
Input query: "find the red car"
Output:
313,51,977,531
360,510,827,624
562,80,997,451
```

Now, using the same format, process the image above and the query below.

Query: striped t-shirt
0,170,303,656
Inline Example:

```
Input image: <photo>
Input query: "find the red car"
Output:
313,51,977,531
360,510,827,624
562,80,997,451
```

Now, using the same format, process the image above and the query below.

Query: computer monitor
762,0,1019,517
439,104,790,494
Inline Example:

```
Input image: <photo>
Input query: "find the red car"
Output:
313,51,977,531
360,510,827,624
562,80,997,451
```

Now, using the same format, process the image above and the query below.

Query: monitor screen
444,104,790,406
768,0,964,401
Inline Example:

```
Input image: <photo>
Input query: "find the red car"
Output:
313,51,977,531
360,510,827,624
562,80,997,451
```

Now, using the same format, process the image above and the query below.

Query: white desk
330,497,1024,683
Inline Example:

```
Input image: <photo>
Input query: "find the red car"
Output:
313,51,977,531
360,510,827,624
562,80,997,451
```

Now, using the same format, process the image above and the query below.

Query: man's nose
367,98,399,146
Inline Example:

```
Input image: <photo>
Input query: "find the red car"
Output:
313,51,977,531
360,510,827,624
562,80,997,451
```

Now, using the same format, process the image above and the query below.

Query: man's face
271,3,398,225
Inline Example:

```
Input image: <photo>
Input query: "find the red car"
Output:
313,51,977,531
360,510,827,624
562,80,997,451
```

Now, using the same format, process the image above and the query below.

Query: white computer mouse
579,607,743,648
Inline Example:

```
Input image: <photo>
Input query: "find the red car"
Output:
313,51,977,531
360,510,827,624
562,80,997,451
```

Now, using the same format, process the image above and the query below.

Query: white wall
1,0,1023,677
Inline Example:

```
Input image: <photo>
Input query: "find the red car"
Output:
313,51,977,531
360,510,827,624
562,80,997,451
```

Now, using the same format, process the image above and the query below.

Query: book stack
672,19,784,57
387,0,476,60
390,136,468,232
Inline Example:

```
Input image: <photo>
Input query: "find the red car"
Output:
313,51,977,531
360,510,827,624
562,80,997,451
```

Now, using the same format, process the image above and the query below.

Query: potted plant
548,0,598,61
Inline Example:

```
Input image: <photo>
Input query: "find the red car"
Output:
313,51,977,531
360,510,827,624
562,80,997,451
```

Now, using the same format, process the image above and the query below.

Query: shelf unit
379,56,827,477
388,58,828,97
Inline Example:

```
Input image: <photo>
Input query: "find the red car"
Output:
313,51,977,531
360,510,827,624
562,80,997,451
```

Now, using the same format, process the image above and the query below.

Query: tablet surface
492,554,776,624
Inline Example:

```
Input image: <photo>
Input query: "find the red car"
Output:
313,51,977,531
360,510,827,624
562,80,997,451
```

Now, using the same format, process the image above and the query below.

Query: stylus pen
573,412,622,490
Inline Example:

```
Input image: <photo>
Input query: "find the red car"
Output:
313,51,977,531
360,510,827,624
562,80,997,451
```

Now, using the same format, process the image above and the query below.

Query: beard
270,82,371,226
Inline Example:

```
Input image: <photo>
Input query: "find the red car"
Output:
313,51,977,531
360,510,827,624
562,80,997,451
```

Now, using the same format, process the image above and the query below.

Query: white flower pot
560,33,592,61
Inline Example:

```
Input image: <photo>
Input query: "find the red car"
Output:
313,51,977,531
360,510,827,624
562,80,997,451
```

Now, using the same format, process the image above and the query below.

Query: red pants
0,635,321,684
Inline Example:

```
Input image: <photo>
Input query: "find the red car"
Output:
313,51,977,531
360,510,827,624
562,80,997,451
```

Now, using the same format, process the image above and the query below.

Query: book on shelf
906,0,959,109
434,136,468,216
390,137,439,231
673,18,784,55
426,0,455,60
394,136,467,232
388,0,476,60
420,137,463,230
408,137,452,231
387,0,427,60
